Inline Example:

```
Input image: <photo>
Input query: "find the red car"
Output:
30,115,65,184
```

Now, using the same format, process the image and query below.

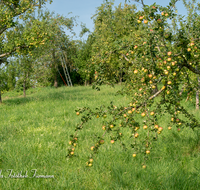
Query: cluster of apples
67,137,78,157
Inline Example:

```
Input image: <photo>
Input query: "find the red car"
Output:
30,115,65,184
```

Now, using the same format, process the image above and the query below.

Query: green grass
0,85,200,190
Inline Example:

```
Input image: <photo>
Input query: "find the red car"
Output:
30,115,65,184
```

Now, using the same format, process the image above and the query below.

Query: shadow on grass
1,86,119,106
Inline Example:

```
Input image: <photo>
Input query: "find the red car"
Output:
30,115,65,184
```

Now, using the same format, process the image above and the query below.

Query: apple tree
0,0,53,102
90,1,145,85
67,0,200,168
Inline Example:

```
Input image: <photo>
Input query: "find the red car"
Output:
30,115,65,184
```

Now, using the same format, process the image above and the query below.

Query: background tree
72,34,95,86
0,0,53,102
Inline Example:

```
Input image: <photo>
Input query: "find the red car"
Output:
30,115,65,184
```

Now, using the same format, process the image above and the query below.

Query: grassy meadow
0,85,200,190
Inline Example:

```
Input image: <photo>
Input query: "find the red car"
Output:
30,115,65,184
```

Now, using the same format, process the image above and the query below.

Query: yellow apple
167,51,172,56
132,153,137,157
128,110,132,114
143,125,148,129
142,165,146,169
148,74,153,78
135,127,140,131
111,140,115,144
134,133,139,138
146,150,150,154
171,62,175,66
167,57,172,62
150,112,154,116
91,146,95,151
89,158,93,163
139,16,144,20
154,125,159,129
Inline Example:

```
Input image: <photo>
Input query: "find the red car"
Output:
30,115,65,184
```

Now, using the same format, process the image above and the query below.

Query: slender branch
149,88,165,100
122,54,134,63
182,56,200,74
0,52,12,58
0,26,8,35
0,45,29,58
140,0,145,7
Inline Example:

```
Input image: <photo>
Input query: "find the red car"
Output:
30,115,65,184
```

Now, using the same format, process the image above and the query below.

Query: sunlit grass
0,85,200,189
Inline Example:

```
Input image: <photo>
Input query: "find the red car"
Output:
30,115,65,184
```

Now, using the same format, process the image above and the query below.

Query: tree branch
0,45,29,58
149,88,164,100
182,56,200,74
122,54,134,63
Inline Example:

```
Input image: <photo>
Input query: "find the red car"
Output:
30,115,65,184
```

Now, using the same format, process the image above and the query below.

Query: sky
44,0,188,41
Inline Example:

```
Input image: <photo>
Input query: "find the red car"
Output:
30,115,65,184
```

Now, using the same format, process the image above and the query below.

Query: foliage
72,35,96,85
0,0,53,60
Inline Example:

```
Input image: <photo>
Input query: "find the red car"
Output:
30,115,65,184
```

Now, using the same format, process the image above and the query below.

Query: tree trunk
119,69,122,85
0,90,2,104
119,76,122,85
54,74,58,88
196,76,200,110
23,79,26,97
52,49,58,88
85,80,87,86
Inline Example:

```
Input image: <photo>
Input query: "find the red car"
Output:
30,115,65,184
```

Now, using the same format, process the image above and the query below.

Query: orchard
67,0,200,168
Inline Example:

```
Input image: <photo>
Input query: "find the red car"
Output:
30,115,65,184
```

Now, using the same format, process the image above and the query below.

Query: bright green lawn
0,85,200,190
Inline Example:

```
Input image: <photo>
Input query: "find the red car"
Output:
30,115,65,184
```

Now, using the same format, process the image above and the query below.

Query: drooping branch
182,57,200,74
183,64,200,75
0,52,12,58
0,26,8,35
0,46,29,58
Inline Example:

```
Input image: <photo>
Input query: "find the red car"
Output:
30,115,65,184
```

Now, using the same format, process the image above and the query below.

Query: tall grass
0,85,199,189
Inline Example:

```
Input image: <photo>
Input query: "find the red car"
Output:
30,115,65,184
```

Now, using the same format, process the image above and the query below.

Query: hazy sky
44,0,188,40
